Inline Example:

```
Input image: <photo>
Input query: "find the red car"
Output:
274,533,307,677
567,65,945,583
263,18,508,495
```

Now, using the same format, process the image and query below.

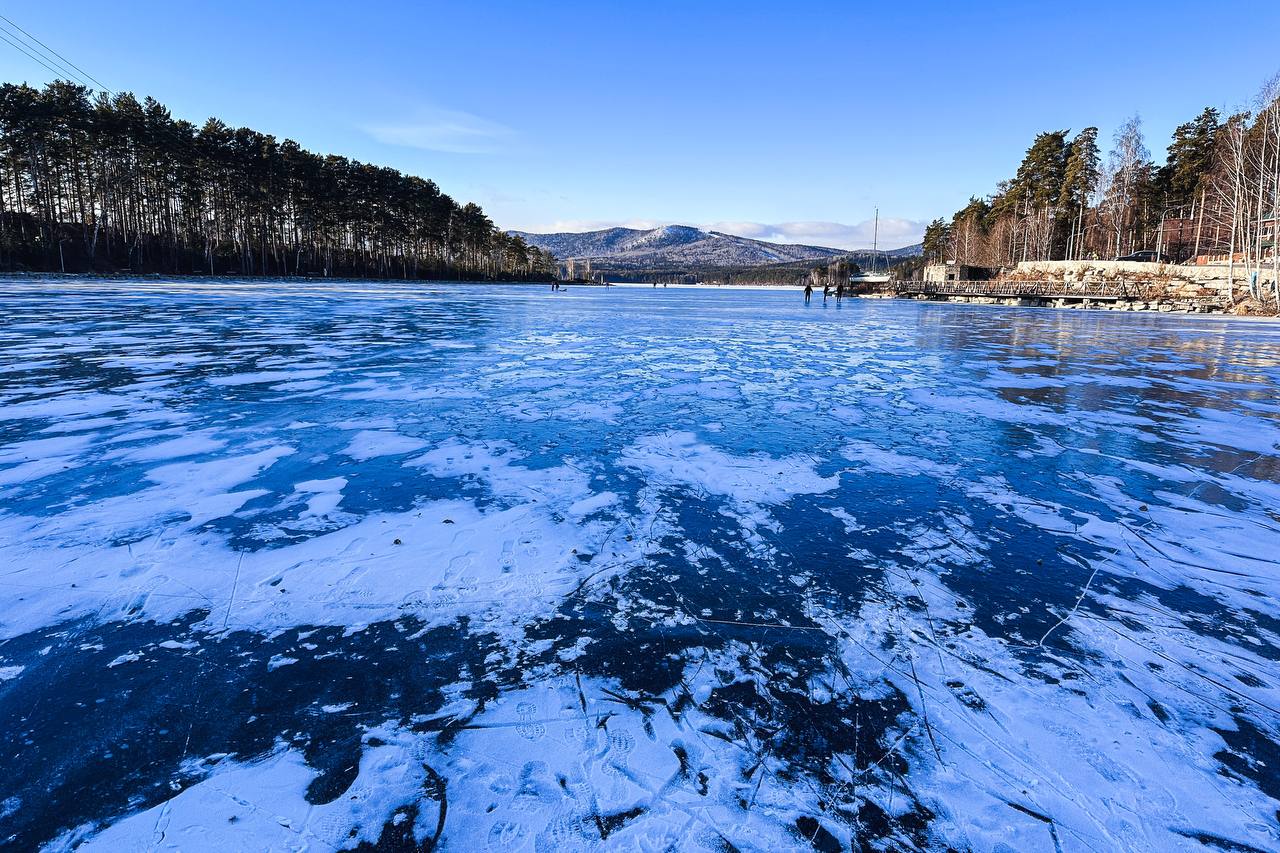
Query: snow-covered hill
881,242,923,259
509,225,850,270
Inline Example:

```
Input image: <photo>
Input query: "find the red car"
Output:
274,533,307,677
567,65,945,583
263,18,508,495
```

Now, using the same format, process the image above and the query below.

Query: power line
0,21,91,88
0,26,94,91
0,14,110,92
0,30,72,84
0,14,209,158
0,15,219,178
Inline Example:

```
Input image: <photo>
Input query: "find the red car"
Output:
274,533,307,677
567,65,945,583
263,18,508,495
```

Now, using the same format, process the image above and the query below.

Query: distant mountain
881,242,923,258
509,225,851,271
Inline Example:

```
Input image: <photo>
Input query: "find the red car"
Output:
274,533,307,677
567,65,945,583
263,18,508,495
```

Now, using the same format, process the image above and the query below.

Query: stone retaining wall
1008,260,1278,301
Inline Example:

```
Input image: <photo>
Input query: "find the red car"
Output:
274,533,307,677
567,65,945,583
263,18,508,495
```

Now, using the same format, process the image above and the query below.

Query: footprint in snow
516,701,546,741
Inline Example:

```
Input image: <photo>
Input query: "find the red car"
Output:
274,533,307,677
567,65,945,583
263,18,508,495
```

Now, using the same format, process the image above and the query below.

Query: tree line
0,80,556,280
922,73,1279,297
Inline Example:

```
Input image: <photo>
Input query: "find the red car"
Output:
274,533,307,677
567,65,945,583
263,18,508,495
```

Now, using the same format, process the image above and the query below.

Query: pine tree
1059,128,1100,259
949,197,992,266
1159,107,1221,208
921,218,950,263
989,131,1070,262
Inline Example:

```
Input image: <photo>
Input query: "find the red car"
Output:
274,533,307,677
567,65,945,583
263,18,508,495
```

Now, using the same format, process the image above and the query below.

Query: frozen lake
1,279,1279,851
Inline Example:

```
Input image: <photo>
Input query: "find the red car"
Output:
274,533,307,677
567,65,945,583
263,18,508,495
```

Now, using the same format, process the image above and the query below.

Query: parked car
1114,250,1167,263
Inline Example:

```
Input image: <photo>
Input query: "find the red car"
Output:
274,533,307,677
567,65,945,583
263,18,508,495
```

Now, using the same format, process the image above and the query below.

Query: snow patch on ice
68,736,435,851
621,431,840,509
207,369,331,387
341,430,428,461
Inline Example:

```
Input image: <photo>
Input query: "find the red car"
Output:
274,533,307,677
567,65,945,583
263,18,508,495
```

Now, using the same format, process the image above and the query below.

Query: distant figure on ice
804,283,813,304
835,283,844,301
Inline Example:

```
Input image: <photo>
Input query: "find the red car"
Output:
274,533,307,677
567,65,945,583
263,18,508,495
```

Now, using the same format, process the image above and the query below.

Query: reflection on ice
1,279,1279,851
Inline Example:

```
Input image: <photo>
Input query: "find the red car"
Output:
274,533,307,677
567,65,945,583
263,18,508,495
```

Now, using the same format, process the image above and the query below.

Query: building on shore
1176,209,1276,266
923,263,998,283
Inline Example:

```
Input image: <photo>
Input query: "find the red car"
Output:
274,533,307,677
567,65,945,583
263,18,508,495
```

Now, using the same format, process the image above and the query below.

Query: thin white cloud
365,108,513,154
515,218,668,233
511,217,926,250
709,218,926,250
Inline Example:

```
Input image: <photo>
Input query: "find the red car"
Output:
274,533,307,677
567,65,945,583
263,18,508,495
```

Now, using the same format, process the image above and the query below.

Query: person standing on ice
804,283,813,304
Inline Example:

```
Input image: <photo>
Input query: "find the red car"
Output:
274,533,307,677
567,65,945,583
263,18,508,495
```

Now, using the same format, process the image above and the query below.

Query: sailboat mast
872,207,879,275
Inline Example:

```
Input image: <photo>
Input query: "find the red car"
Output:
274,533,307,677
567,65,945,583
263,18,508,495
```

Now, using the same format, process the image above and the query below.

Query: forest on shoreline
921,72,1280,290
0,81,555,281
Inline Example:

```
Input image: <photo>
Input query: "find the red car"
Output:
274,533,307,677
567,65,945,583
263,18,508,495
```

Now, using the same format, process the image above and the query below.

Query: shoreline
0,271,556,285
856,292,1280,323
3,273,1276,321
0,273,807,294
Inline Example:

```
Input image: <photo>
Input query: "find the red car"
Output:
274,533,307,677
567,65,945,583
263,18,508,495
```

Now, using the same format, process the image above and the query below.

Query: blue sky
2,1,1277,249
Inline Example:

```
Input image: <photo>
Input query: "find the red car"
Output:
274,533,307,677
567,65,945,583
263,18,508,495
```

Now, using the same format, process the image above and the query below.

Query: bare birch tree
1098,116,1151,257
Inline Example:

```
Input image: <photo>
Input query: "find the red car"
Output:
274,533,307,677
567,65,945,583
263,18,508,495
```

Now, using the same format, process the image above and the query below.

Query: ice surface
1,279,1279,851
